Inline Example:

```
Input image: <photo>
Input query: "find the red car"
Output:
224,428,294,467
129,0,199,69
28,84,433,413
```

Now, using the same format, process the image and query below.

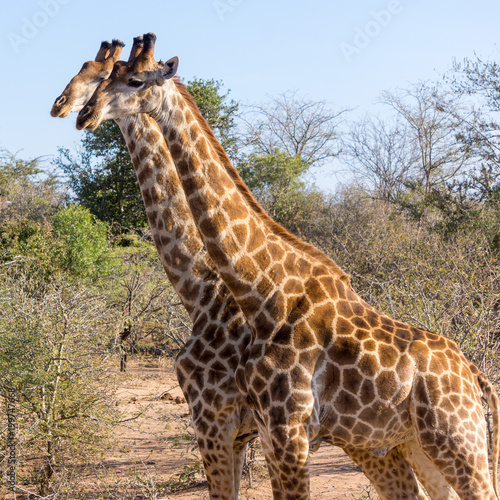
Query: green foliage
0,205,113,283
240,150,308,195
54,120,147,232
53,205,112,278
0,281,120,495
0,219,64,283
0,150,65,225
0,149,43,194
239,150,313,222
106,234,192,350
171,453,205,491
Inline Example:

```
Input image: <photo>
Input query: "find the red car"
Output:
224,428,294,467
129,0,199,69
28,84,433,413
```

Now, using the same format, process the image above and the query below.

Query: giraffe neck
115,114,221,321
150,83,346,326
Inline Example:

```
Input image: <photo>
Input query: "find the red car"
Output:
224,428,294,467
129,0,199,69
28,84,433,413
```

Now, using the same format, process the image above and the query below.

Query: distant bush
315,188,500,383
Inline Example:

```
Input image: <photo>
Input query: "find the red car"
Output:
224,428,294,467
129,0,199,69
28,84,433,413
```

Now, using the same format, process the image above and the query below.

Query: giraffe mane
173,77,350,284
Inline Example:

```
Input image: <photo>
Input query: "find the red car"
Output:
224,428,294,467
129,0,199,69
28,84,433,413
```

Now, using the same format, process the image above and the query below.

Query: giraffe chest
315,368,414,449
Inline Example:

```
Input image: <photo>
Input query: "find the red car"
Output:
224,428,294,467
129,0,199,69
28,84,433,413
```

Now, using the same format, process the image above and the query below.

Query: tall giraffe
52,38,256,500
58,39,444,500
76,33,499,500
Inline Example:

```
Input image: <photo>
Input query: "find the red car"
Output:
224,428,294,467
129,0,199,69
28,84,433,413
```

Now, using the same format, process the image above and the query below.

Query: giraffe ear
161,56,179,80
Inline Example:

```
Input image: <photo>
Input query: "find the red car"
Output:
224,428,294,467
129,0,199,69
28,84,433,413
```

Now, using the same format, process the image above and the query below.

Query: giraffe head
50,38,127,118
76,33,178,130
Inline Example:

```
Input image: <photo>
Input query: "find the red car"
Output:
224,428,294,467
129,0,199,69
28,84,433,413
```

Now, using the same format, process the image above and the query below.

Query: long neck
151,84,348,324
115,114,222,321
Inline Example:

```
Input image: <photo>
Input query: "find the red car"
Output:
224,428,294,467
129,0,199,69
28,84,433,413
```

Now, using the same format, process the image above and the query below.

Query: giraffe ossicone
76,33,499,500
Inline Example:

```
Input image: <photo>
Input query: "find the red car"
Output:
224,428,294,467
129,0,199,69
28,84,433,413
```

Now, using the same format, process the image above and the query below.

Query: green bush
0,280,120,496
52,205,113,278
0,219,64,283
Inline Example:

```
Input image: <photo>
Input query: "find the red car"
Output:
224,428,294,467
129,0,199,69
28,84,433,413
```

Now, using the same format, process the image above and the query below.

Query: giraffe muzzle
50,95,68,117
76,105,95,130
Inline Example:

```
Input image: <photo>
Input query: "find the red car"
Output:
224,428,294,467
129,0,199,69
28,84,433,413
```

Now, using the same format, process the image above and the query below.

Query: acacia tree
379,83,472,197
237,92,347,238
339,82,484,231
450,57,500,200
0,281,120,496
452,57,500,110
108,235,192,366
0,150,65,226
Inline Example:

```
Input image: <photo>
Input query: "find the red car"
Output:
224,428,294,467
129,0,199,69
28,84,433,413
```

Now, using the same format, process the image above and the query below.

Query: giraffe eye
128,79,144,88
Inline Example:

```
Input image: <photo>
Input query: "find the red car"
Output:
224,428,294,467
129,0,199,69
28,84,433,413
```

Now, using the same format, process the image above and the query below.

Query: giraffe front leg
256,425,286,500
199,441,237,500
345,446,428,500
194,420,240,500
397,439,460,500
267,424,311,500
254,419,309,500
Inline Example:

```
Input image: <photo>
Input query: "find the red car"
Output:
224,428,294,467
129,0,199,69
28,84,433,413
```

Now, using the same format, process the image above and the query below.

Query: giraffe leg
397,439,460,500
411,375,498,500
232,439,248,497
192,412,247,500
345,447,428,500
198,436,238,500
233,436,286,500
257,427,286,500
269,425,311,500
254,422,310,500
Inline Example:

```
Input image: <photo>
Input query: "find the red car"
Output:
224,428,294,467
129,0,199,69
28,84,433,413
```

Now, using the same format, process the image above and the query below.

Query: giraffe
55,38,444,500
76,33,500,500
52,38,256,500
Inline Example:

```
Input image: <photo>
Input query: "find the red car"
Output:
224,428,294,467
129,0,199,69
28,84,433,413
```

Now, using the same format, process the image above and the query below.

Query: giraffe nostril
76,105,95,129
51,96,68,117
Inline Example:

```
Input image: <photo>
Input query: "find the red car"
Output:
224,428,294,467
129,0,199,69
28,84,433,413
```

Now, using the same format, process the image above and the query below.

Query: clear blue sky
1,0,499,189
